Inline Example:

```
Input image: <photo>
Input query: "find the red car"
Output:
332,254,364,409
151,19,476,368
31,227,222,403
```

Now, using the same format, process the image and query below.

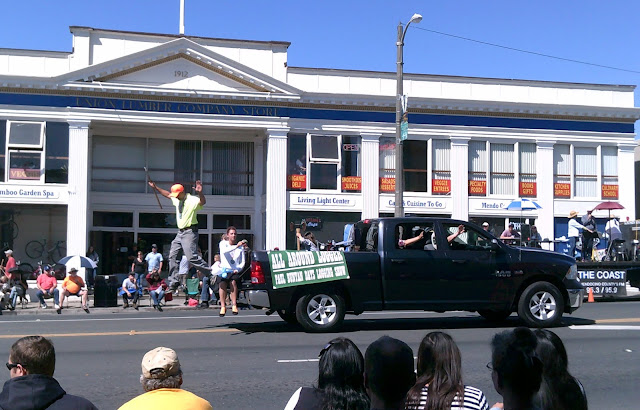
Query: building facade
0,26,638,276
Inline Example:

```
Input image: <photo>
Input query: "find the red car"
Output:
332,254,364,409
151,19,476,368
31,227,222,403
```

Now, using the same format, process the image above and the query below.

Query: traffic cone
587,287,595,303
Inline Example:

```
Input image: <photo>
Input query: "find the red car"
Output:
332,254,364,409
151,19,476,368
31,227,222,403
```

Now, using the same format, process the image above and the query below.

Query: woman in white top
567,211,591,260
218,226,248,316
405,331,488,410
296,231,319,251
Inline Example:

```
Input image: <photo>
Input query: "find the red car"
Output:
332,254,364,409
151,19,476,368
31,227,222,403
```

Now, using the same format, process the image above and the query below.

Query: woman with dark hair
405,331,488,410
490,327,543,410
284,337,369,410
534,329,588,410
296,231,319,251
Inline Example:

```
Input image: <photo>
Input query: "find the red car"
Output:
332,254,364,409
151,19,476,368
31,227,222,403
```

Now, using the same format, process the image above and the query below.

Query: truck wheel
295,292,345,333
277,309,298,325
517,282,564,328
478,309,512,322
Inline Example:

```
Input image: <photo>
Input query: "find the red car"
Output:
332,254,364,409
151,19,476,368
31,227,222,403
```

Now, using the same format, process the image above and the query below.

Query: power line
413,26,640,75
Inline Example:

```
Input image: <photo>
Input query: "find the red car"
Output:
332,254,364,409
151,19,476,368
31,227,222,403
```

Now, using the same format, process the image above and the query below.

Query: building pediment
56,37,301,98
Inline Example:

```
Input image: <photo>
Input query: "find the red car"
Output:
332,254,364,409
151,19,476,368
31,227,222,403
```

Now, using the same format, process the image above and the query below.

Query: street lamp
394,13,422,217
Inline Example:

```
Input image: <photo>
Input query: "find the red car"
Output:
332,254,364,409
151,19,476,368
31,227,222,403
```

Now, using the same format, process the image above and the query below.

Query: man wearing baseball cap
118,347,212,409
148,180,211,291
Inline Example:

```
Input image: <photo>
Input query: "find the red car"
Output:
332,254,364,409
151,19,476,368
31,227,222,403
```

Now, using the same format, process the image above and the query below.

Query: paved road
0,302,638,409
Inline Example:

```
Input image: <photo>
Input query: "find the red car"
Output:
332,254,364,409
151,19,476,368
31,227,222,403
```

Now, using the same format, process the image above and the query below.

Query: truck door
383,221,453,309
440,222,510,306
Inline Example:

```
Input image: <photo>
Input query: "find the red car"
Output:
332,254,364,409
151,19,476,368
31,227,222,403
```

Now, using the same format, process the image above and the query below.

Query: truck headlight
565,264,578,281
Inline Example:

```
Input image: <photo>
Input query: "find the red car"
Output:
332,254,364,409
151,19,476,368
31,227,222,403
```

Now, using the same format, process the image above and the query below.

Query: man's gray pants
167,228,210,287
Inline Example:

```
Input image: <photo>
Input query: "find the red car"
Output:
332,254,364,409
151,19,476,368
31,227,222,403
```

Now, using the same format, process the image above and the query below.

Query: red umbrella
592,201,625,253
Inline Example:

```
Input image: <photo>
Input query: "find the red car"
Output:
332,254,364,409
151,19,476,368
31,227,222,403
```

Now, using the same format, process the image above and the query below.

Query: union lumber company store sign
267,250,350,289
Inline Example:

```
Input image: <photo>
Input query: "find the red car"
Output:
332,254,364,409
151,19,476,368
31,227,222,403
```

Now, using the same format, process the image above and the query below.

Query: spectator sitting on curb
36,265,60,311
0,335,97,409
120,272,140,310
59,267,89,314
365,336,416,410
118,346,212,410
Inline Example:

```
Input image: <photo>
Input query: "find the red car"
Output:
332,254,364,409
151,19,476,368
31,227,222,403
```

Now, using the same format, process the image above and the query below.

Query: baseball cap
508,222,515,227
4,249,12,255
482,222,489,227
152,244,158,248
141,347,181,379
169,184,184,198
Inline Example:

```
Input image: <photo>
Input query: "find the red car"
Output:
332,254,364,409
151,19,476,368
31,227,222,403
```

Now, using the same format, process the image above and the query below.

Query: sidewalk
2,290,250,316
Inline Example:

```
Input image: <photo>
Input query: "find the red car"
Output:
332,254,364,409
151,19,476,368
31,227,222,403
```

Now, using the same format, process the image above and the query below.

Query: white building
0,26,637,275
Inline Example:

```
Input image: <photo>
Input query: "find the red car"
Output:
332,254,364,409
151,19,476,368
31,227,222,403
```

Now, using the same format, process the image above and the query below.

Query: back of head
318,337,369,410
406,332,465,410
140,347,183,392
10,336,56,377
534,329,587,410
491,327,542,400
365,336,415,406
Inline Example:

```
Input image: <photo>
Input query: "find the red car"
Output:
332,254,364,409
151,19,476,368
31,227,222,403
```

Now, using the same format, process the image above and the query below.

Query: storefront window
92,135,146,193
44,122,69,184
5,121,46,183
8,151,41,180
0,121,5,182
379,137,395,193
601,146,618,199
574,147,597,198
139,213,206,229
490,143,514,195
93,212,133,227
212,214,251,229
432,139,451,195
174,140,201,189
341,135,361,192
8,122,43,147
553,144,571,198
203,141,254,196
468,140,487,196
287,134,307,191
519,143,536,197
404,140,427,192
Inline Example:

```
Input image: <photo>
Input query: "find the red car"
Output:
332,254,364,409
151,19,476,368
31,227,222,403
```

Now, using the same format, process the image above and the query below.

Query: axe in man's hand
144,167,163,209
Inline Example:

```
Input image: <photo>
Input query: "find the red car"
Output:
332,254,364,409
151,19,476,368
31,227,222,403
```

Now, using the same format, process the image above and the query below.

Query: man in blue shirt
144,244,163,287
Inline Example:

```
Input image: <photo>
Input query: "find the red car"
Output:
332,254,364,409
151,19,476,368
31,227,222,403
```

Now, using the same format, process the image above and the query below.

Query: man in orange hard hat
148,180,211,291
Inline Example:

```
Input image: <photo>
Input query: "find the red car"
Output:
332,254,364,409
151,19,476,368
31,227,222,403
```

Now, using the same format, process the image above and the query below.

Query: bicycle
25,239,66,265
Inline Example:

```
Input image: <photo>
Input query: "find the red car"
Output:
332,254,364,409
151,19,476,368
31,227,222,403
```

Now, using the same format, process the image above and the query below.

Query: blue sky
2,1,640,106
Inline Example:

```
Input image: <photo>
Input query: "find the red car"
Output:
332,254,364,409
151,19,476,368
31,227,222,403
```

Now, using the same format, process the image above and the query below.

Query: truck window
396,223,436,250
353,221,379,252
443,223,492,251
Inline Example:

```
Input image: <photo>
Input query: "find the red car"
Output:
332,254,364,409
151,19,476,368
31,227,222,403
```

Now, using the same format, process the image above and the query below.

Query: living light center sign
268,250,350,289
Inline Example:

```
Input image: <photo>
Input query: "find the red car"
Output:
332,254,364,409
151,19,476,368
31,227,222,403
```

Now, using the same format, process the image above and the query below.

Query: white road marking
0,310,444,325
570,325,640,330
277,359,319,363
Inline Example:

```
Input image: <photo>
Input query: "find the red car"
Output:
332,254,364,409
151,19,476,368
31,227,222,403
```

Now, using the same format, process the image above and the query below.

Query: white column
253,138,265,250
536,141,555,240
67,120,90,280
618,143,636,220
360,133,380,219
451,137,470,220
264,128,289,250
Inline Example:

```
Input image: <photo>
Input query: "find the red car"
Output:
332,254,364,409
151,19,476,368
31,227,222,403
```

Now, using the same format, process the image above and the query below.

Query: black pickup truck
247,217,584,332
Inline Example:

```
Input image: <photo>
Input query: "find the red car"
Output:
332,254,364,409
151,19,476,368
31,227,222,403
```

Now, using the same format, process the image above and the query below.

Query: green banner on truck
267,250,350,289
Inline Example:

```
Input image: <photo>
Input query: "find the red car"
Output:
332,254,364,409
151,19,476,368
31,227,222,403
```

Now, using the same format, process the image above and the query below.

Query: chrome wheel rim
306,294,337,326
529,291,557,321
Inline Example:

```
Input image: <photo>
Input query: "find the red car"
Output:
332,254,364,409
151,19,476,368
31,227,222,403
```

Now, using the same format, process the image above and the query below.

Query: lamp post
394,13,422,217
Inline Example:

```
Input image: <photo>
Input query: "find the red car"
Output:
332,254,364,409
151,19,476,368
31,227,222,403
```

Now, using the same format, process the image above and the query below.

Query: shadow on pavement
198,314,597,334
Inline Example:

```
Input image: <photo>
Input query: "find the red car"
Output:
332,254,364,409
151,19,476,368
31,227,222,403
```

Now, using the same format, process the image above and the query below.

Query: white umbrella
57,255,97,269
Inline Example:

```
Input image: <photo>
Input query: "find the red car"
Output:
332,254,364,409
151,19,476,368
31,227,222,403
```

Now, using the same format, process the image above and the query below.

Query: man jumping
148,180,210,290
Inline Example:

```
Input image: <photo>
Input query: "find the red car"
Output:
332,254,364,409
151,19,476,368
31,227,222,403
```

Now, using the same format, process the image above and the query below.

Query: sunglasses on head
318,342,334,358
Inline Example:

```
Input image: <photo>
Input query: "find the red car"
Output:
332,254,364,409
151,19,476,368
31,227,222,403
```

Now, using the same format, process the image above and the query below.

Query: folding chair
184,278,200,305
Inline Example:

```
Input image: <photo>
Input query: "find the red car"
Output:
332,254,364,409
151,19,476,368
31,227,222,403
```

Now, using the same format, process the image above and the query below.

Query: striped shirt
408,385,488,410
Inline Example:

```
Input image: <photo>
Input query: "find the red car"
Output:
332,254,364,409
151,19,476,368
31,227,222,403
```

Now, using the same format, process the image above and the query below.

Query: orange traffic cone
587,287,595,303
